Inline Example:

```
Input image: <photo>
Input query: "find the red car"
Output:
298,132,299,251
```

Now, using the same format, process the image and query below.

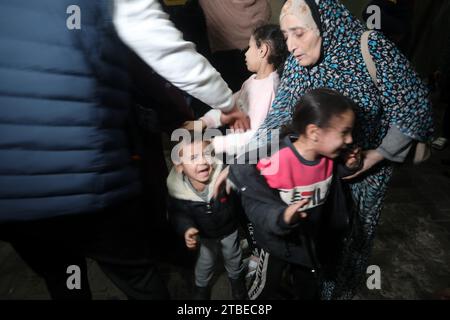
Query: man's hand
221,105,250,131
343,149,385,180
184,227,200,250
283,199,310,225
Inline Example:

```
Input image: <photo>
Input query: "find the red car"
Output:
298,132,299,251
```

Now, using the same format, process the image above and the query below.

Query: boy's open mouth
197,166,210,177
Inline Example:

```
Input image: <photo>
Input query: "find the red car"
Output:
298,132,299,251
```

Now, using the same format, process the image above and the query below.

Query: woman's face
281,14,322,67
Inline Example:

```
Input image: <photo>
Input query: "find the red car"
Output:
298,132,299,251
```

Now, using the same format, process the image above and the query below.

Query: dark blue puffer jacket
0,0,141,221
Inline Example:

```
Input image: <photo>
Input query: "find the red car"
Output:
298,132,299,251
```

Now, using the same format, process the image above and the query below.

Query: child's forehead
180,140,210,154
326,110,355,128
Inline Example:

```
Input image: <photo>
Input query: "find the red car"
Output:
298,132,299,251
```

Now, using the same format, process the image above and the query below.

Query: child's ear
305,124,319,142
174,162,184,174
259,43,269,59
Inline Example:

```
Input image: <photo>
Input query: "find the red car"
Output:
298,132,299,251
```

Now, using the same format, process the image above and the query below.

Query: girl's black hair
253,24,289,76
283,88,356,136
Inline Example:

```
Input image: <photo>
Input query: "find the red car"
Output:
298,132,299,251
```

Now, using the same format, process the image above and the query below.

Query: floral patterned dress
253,0,434,299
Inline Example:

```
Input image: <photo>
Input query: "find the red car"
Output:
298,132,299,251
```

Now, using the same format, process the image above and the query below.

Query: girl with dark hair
252,24,290,76
228,88,361,300
185,24,289,156
198,0,271,92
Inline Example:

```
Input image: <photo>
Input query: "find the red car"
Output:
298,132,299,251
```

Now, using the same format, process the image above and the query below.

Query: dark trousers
248,249,319,300
0,197,170,300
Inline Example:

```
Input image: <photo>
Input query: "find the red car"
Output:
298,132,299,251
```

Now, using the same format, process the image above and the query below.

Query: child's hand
184,227,200,250
343,149,385,180
220,105,250,132
182,120,206,131
231,118,251,133
344,147,362,170
283,198,310,225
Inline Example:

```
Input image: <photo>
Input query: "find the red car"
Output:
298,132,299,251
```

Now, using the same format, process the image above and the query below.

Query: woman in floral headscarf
254,0,434,299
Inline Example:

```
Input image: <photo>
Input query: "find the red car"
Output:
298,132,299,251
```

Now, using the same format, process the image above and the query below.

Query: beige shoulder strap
361,30,380,89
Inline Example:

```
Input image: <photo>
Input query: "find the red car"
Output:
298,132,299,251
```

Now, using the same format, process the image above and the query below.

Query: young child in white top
186,24,289,156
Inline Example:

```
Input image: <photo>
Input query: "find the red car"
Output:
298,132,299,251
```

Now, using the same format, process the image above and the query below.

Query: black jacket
167,164,238,239
228,138,354,270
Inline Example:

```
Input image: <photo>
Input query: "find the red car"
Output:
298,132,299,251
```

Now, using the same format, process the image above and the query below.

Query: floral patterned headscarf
256,0,433,149
279,0,321,36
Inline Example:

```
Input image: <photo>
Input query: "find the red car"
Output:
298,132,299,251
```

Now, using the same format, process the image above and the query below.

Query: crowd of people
0,0,440,300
